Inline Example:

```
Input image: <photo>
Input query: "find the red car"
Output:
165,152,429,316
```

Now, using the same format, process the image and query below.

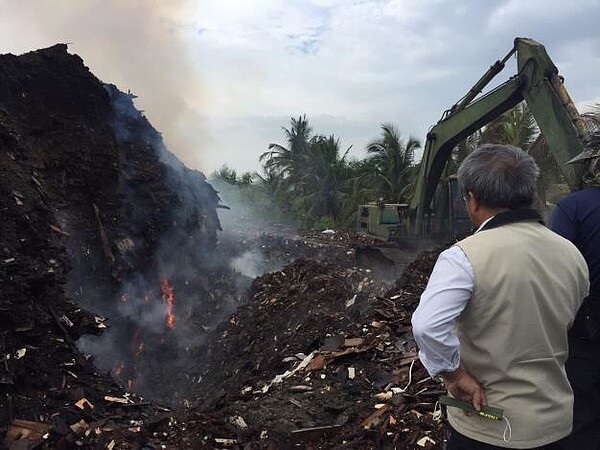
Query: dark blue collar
479,209,545,232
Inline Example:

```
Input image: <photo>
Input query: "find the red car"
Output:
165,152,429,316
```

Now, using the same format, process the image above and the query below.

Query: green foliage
256,115,356,229
311,215,336,231
212,165,239,185
449,102,539,174
214,110,542,231
480,102,538,151
209,171,288,224
259,114,312,191
298,134,351,221
212,165,254,187
215,102,600,232
361,123,421,203
215,107,550,231
238,117,424,230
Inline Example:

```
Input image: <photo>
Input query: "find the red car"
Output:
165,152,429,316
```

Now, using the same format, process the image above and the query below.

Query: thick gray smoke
0,0,211,171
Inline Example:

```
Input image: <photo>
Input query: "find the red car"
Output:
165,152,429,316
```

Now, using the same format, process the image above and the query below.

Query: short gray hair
457,144,540,209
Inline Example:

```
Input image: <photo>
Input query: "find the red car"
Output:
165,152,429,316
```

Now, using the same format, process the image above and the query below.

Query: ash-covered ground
0,45,449,449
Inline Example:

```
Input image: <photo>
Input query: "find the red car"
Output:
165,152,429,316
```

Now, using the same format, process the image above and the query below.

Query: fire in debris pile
1,43,451,449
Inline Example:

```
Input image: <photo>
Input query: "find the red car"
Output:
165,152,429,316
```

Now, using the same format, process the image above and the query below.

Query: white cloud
0,0,598,173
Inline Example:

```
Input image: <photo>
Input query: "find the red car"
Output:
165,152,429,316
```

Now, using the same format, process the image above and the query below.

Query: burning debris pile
24,44,252,404
0,43,241,447
1,43,451,450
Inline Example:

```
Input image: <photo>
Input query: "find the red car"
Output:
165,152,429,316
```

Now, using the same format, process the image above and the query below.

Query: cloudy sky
1,0,599,175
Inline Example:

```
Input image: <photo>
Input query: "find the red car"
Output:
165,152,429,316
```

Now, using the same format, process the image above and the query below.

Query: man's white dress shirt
411,219,492,376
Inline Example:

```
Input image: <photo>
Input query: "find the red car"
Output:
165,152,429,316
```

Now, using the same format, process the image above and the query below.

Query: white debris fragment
416,436,436,447
230,416,248,429
60,315,74,327
374,392,393,401
345,294,357,308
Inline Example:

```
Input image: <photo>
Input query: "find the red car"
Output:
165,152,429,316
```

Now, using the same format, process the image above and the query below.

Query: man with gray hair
412,144,589,449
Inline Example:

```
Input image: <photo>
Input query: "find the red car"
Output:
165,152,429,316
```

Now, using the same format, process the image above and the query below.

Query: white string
432,401,443,421
502,416,512,442
436,398,511,442
391,359,415,394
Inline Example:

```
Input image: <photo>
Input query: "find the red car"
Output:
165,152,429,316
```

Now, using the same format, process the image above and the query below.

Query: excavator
356,37,589,268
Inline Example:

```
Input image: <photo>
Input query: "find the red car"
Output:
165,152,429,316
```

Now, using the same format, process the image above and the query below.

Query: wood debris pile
181,248,448,449
0,43,451,449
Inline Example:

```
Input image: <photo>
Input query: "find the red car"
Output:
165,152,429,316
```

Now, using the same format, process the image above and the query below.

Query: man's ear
469,194,481,213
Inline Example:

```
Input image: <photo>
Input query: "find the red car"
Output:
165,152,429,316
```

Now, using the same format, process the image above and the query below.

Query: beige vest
449,221,588,448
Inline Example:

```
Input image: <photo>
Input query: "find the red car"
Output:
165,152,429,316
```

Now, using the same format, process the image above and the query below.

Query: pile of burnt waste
0,43,451,450
1,43,239,449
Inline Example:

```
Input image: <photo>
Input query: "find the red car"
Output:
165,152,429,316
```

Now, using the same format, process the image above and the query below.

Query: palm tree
529,103,600,208
211,165,254,188
480,102,538,151
259,115,312,189
447,103,538,180
449,129,484,173
582,103,600,132
299,135,351,220
337,158,378,227
363,123,421,203
212,165,238,185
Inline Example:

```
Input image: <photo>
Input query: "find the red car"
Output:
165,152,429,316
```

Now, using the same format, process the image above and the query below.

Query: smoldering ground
69,84,253,405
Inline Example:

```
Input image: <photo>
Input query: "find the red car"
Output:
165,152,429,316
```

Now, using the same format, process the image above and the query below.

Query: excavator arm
410,37,587,236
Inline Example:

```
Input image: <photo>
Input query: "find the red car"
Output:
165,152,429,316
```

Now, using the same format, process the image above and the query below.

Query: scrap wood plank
306,353,327,371
343,337,365,347
324,341,378,359
104,395,129,404
74,398,94,410
4,419,50,447
49,224,69,236
362,404,391,430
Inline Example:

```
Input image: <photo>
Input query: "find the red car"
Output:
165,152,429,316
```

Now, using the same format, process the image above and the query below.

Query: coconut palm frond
362,123,421,203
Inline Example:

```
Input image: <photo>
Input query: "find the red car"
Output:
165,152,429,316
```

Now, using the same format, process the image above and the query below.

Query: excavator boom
409,37,587,236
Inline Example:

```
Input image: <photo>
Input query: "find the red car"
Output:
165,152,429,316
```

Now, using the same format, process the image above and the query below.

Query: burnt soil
0,45,450,449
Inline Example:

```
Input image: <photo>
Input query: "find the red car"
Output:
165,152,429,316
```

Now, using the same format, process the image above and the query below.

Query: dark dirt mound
1,44,449,450
172,243,448,449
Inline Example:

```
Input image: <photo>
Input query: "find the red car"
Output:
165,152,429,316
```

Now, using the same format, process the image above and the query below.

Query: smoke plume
0,0,211,171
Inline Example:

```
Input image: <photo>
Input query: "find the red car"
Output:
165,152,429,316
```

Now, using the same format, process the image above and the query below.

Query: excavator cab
413,175,471,239
357,202,409,242
357,175,470,242
448,175,471,237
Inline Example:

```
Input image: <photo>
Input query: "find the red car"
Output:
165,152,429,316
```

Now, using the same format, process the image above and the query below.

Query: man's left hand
441,366,487,411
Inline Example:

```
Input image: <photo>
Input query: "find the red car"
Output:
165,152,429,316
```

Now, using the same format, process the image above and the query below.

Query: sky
1,0,599,175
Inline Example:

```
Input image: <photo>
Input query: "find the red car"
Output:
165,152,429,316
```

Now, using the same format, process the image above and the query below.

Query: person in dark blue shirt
549,132,600,449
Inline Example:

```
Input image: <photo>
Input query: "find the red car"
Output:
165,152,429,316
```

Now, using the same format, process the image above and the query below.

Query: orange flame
160,278,176,329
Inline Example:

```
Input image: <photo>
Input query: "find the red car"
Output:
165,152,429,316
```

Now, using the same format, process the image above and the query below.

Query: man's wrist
441,366,463,383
